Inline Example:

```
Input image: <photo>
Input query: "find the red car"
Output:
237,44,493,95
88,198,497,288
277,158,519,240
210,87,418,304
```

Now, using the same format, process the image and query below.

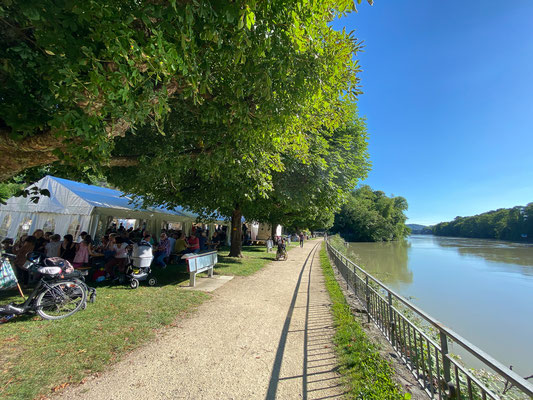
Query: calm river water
346,235,533,376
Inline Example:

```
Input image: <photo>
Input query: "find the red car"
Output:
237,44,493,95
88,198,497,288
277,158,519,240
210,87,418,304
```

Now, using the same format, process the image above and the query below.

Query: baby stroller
124,240,156,289
275,240,288,261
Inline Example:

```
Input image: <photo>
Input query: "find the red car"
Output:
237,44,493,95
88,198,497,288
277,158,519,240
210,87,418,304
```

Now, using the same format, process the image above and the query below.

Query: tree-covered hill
432,204,533,241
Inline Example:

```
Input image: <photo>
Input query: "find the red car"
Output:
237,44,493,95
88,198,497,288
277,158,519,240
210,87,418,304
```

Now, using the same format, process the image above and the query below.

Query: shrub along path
54,240,345,400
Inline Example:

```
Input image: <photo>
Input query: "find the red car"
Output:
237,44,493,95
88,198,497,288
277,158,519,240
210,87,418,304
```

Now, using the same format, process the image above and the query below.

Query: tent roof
0,176,198,220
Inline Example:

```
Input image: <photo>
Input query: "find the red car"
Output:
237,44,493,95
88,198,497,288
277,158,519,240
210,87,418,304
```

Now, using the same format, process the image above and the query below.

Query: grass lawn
0,244,283,400
212,243,297,276
318,244,409,400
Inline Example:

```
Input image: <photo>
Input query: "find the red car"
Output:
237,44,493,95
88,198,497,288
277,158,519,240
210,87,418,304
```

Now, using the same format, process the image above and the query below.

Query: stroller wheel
130,279,139,289
148,277,157,286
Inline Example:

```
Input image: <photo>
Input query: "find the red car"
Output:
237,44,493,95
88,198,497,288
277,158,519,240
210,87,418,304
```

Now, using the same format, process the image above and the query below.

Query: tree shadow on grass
242,246,266,253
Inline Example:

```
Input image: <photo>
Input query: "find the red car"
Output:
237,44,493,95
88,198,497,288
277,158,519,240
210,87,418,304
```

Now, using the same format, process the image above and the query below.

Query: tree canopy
331,186,410,242
0,0,369,182
1,0,374,256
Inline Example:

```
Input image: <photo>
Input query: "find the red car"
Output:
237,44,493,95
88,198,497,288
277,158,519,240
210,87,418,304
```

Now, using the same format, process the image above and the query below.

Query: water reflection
430,236,533,276
346,240,412,285
344,235,533,376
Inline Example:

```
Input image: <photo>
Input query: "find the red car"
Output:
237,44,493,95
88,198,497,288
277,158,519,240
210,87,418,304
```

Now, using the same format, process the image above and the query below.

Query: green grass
210,243,298,276
318,244,409,400
0,244,284,399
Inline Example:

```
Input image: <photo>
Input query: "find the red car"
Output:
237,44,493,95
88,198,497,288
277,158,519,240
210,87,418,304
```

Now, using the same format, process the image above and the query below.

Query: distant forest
432,203,533,241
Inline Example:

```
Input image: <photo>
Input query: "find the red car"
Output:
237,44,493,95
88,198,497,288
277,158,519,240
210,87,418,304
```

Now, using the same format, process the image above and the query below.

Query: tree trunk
229,205,243,258
271,223,277,240
0,80,181,182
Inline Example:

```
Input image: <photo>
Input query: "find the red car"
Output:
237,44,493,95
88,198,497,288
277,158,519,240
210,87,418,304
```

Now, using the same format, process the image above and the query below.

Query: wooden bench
181,251,218,287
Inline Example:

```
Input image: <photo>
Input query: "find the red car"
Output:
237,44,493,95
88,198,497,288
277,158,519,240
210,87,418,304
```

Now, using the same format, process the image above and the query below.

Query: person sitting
73,234,102,269
100,233,117,262
32,229,47,253
210,232,221,250
153,233,171,268
187,234,200,254
143,231,154,245
199,231,208,251
168,233,177,254
14,235,36,285
77,231,88,244
104,237,129,279
45,234,62,258
60,234,77,263
174,233,188,255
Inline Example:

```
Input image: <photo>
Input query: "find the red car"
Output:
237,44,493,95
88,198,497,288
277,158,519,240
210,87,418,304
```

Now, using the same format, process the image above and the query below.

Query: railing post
365,275,370,323
341,255,348,289
388,292,395,348
440,331,452,393
353,267,357,296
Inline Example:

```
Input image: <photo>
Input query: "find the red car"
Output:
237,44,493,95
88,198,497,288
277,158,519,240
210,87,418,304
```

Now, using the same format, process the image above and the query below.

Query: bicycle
0,253,94,320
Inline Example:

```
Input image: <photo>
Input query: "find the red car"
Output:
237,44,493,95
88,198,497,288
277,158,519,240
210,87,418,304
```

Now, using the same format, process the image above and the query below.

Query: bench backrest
183,251,218,273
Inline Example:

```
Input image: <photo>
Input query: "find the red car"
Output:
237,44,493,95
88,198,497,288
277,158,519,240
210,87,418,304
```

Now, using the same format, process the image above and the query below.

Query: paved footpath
56,240,344,400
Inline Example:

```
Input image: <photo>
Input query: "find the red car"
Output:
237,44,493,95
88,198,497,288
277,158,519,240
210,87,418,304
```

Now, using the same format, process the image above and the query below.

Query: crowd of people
0,223,228,286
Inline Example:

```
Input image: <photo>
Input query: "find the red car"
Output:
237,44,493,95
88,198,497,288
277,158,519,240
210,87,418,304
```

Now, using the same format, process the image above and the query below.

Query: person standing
299,232,304,248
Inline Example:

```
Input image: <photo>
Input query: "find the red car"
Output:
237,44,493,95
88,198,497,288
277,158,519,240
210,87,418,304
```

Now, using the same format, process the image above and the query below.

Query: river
345,235,533,377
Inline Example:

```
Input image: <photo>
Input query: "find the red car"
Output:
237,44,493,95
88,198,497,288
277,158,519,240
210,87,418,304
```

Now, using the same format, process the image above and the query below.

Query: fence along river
326,235,533,399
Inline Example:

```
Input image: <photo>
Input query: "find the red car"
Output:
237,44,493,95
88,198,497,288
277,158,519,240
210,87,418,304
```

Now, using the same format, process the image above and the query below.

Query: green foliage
0,181,21,203
1,0,368,179
331,186,410,242
432,204,533,241
319,245,407,400
244,109,370,231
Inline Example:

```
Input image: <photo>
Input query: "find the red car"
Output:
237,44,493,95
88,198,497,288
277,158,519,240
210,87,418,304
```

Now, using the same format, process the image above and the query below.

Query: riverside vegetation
432,203,533,241
328,235,531,400
331,186,411,242
319,244,410,399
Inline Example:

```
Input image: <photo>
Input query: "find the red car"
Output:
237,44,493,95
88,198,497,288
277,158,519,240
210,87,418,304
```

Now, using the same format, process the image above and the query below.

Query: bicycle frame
0,276,78,316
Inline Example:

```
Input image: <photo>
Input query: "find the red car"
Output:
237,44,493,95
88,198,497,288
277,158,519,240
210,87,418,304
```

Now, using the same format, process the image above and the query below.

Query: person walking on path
299,232,304,247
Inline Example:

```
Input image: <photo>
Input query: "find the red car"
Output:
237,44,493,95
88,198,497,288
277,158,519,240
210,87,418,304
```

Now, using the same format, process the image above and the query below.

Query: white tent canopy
0,176,208,240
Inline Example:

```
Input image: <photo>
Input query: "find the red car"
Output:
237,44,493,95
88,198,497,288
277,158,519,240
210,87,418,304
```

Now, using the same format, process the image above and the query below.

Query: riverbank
319,243,426,399
335,235,533,399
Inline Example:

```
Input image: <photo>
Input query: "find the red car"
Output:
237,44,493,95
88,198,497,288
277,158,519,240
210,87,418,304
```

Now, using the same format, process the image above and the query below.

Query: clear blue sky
333,1,533,225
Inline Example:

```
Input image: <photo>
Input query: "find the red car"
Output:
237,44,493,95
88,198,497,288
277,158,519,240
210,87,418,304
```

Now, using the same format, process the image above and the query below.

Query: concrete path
56,240,344,400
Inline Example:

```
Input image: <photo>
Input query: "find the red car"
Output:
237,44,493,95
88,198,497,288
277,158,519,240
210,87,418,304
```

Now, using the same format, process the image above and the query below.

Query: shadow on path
266,242,345,400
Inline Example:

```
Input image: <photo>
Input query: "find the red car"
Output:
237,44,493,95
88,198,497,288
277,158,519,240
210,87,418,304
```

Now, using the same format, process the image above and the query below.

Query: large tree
0,0,369,181
248,113,370,234
332,186,410,242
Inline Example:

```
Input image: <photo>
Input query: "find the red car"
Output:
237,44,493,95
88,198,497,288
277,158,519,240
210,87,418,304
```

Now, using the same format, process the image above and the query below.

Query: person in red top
187,234,200,253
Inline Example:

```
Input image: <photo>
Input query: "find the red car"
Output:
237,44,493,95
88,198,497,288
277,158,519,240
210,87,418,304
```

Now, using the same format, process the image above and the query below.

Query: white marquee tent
0,176,212,240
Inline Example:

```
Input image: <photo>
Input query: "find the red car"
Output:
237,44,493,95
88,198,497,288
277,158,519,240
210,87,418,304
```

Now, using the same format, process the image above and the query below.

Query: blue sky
333,1,533,225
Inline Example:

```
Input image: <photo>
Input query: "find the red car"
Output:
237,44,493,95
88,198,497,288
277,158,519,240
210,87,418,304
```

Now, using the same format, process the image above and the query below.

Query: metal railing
326,240,533,400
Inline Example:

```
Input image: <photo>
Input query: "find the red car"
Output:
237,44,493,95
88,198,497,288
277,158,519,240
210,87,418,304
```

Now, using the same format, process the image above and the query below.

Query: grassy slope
0,244,279,400
318,244,408,400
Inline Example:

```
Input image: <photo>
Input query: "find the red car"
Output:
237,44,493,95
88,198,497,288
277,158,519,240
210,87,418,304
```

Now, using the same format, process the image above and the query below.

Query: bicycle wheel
35,280,87,320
